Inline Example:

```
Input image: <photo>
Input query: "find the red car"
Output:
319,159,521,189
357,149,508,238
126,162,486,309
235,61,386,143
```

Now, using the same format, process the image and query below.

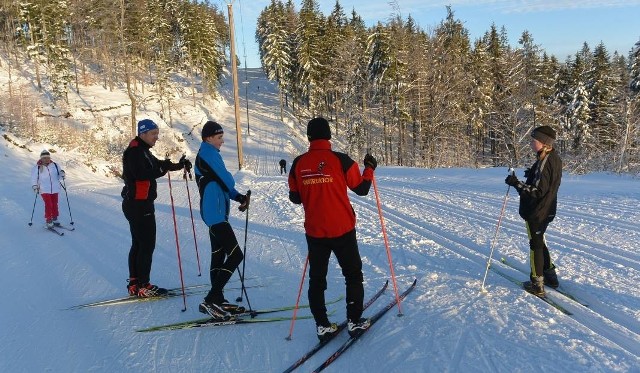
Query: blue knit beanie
137,119,158,135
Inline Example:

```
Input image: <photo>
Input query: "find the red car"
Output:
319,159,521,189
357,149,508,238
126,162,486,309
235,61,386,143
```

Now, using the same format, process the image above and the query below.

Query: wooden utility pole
227,2,244,170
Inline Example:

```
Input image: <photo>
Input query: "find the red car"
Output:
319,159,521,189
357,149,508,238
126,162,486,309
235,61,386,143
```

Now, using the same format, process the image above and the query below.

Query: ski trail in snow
347,174,640,360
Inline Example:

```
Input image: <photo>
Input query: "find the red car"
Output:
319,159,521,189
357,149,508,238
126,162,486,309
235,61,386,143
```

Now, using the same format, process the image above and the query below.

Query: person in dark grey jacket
505,125,562,297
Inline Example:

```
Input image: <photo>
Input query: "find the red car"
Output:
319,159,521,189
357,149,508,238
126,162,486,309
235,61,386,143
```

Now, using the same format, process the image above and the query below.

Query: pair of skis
135,295,345,332
499,257,588,307
67,276,263,309
47,224,75,236
67,284,264,309
137,311,329,332
284,279,417,373
491,257,589,316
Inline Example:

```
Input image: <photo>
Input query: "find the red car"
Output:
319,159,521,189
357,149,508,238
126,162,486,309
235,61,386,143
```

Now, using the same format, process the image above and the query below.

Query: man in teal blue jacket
194,120,249,319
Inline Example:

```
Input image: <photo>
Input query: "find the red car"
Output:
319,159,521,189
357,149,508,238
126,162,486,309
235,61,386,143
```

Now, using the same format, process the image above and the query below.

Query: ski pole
167,169,187,311
372,173,404,316
286,254,309,341
183,167,202,276
28,189,39,226
236,190,251,303
60,178,74,225
29,167,41,226
234,266,252,312
480,169,514,293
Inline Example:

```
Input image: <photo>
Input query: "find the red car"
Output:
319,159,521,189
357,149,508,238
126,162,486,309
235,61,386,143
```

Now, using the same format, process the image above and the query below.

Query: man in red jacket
288,117,377,341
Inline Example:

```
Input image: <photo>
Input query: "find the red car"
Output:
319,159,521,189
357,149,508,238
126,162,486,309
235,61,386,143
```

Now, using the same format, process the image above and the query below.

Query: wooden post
227,3,244,170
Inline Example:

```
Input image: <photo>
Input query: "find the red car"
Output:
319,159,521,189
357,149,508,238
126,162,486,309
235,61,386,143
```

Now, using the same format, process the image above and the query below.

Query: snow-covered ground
0,69,639,373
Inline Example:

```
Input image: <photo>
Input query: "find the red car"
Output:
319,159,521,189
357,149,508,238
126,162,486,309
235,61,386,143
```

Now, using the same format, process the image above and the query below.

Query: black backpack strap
195,153,229,202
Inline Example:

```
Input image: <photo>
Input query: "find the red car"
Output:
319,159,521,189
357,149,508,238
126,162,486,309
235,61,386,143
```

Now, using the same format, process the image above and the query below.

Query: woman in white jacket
31,150,65,228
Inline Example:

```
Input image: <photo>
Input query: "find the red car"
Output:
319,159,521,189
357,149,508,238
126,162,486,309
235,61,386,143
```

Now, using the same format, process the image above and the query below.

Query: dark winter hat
40,149,50,158
202,121,224,139
137,119,158,135
307,117,331,141
531,125,556,146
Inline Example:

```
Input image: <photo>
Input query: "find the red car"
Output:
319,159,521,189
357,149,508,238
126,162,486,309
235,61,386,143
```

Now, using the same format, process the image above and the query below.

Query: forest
1,0,639,173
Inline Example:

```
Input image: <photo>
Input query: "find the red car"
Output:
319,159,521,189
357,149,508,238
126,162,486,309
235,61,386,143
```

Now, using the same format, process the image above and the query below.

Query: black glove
236,191,251,212
363,154,377,170
523,168,531,178
179,154,192,172
505,173,520,187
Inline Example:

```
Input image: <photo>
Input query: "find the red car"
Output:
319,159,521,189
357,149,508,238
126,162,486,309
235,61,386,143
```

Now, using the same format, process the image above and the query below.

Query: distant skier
121,119,190,298
505,125,562,297
31,149,65,228
288,117,378,341
194,120,250,320
279,159,287,175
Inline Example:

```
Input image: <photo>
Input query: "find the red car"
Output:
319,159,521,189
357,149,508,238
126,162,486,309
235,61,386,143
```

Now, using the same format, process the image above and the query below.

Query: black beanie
202,121,224,139
307,117,331,141
531,125,556,146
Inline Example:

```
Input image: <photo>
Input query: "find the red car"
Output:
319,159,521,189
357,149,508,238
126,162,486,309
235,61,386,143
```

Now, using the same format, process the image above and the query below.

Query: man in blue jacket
194,120,249,319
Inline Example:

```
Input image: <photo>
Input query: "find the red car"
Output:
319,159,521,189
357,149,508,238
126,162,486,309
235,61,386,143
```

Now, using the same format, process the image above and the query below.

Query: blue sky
225,0,640,68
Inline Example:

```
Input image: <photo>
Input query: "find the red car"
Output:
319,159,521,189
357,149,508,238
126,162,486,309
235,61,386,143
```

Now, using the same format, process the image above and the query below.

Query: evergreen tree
426,7,472,167
179,1,226,96
469,38,493,164
258,0,292,120
366,22,393,162
630,39,640,93
483,24,512,165
341,9,370,156
321,0,348,122
296,0,324,112
18,0,73,101
589,42,616,149
510,30,546,164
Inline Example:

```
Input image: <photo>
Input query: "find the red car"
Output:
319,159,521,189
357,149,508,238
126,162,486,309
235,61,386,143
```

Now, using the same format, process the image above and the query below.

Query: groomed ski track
0,67,638,372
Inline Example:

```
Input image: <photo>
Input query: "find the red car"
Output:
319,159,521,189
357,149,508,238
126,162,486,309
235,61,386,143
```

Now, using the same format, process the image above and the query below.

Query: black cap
202,121,224,139
531,125,556,146
307,117,331,141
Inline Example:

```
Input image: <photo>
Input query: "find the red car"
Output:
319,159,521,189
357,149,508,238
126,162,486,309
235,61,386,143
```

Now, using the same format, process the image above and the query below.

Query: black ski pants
123,200,156,285
205,221,244,304
306,229,364,325
526,219,553,278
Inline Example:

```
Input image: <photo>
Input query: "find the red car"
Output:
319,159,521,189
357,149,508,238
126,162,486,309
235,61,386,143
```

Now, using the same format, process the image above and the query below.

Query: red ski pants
41,193,59,222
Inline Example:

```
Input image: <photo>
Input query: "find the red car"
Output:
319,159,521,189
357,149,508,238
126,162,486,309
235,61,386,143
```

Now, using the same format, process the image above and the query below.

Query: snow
1,69,639,373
